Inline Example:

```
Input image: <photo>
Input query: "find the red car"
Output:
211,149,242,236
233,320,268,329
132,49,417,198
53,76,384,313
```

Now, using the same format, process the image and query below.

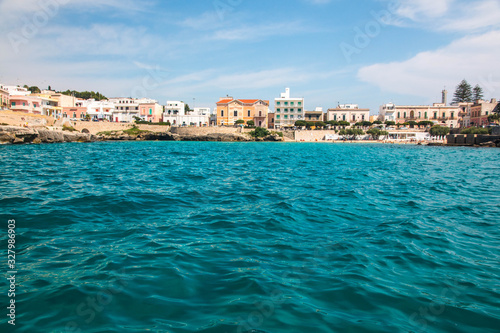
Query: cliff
0,126,98,144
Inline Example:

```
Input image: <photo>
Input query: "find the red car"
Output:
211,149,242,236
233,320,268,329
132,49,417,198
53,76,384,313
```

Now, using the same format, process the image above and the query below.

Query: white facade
380,103,396,122
77,99,115,121
327,105,370,123
108,97,142,122
274,88,304,128
163,114,210,127
193,107,211,115
165,101,186,116
3,86,31,96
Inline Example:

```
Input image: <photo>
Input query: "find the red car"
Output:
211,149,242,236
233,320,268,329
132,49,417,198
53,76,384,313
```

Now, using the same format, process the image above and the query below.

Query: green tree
453,79,473,103
184,104,191,113
27,86,41,94
408,121,418,128
385,120,396,126
461,127,489,135
235,119,245,125
316,121,326,128
249,127,270,138
429,125,450,136
418,121,434,128
366,128,388,140
295,120,306,127
338,120,350,128
306,121,316,129
246,120,255,127
473,84,484,102
372,120,383,125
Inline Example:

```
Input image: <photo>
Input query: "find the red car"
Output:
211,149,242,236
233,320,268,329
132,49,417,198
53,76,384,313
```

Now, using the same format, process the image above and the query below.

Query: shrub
461,127,489,135
366,128,388,140
295,120,307,127
249,127,270,138
235,119,245,125
429,125,450,136
62,124,77,132
123,126,149,136
246,120,255,127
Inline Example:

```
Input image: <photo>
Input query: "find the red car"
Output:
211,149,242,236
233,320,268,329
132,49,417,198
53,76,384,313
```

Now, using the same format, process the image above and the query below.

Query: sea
0,141,499,333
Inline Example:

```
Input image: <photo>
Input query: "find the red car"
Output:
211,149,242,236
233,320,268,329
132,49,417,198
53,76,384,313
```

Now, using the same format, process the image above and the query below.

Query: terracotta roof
216,98,265,105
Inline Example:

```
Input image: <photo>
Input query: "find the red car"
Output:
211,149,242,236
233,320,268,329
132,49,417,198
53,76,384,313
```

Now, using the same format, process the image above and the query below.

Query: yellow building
216,97,269,127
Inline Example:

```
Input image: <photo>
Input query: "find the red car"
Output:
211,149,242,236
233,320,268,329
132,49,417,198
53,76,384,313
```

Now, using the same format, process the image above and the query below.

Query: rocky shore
0,125,283,145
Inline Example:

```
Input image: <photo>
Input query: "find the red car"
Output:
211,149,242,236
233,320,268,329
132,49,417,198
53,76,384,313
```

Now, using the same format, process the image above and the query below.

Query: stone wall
294,130,339,142
447,134,500,146
71,121,171,134
0,110,54,127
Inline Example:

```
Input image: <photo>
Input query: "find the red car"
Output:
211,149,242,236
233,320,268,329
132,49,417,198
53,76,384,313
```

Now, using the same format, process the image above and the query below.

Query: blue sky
1,0,499,114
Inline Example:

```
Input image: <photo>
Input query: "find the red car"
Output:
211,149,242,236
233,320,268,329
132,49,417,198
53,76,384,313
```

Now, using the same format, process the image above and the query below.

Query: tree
295,120,307,127
453,79,473,103
418,121,434,128
249,127,270,138
316,121,326,128
184,104,191,113
429,125,450,136
366,128,388,140
373,120,383,125
306,121,316,129
246,120,255,127
408,121,418,128
385,120,396,126
338,120,350,128
473,84,484,102
235,119,245,125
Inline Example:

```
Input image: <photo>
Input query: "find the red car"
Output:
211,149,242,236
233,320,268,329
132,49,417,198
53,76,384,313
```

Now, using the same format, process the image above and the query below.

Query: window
404,112,407,118
276,115,280,119
425,112,427,118
248,110,251,117
334,114,337,121
398,112,400,118
23,102,26,106
451,112,454,119
298,102,302,106
298,108,302,112
234,111,238,117
418,112,421,118
284,102,288,106
149,108,152,115
284,115,288,119
221,110,224,117
277,102,281,106
434,112,437,119
343,115,346,121
290,115,294,119
276,108,280,113
291,102,294,106
285,109,288,113
73,112,76,118
442,112,445,118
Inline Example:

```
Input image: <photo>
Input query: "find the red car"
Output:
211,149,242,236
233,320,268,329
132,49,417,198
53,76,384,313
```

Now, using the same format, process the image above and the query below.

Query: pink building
62,107,88,120
139,102,163,122
9,95,43,114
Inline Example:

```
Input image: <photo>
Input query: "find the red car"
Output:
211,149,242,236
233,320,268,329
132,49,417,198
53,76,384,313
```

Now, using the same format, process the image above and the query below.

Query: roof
216,98,268,105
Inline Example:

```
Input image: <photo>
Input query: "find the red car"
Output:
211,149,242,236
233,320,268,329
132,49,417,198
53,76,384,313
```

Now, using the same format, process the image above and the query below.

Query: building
274,88,304,128
380,102,462,128
9,95,43,114
326,104,370,123
40,90,77,108
216,97,269,127
76,99,115,121
163,106,211,127
108,98,142,122
62,106,88,120
0,85,9,110
470,99,499,127
165,101,186,116
268,113,275,129
304,107,324,123
139,99,163,123
2,86,31,96
31,93,62,118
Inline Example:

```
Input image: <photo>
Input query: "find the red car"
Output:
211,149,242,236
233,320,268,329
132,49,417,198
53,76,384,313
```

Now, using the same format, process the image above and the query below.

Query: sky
1,0,500,114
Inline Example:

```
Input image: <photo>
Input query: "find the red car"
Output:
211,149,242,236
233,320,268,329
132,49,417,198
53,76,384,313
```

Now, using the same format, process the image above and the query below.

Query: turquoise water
1,142,499,333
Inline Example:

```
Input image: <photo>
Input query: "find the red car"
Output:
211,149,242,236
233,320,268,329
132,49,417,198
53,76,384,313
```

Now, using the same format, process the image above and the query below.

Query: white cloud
358,30,500,99
386,0,500,32
212,21,308,41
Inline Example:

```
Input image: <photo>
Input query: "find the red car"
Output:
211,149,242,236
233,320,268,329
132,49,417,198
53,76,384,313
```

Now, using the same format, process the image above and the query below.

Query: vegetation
339,128,364,140
366,128,389,140
325,120,339,127
453,79,473,103
123,125,150,136
60,90,107,101
384,120,396,126
246,120,255,127
184,104,191,113
249,127,270,138
338,121,350,128
271,131,284,138
62,124,77,132
295,120,307,127
235,119,245,125
315,121,326,128
24,85,41,94
408,121,418,128
372,120,383,125
418,121,434,127
488,113,499,124
429,125,450,136
473,84,484,102
461,127,490,135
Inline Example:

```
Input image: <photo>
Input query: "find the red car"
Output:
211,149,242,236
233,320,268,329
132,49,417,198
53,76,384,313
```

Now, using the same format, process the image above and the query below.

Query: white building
76,99,115,121
379,103,397,122
3,86,31,96
326,104,370,123
165,101,186,116
274,88,304,128
108,97,142,122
